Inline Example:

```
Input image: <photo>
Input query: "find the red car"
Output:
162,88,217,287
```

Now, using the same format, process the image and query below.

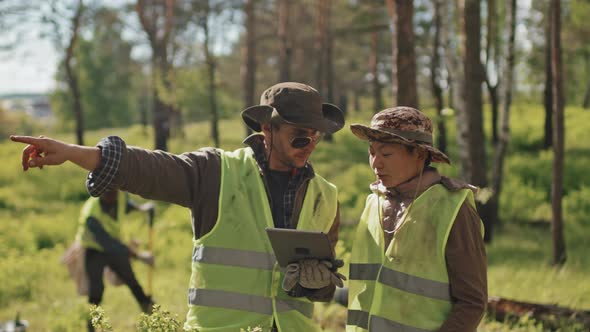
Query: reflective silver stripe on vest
378,266,451,302
349,263,380,280
192,246,276,270
188,289,313,318
276,298,314,318
350,264,450,301
347,310,369,329
369,315,431,332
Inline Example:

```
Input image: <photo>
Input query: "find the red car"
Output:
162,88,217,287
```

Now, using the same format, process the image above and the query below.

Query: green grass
0,105,589,331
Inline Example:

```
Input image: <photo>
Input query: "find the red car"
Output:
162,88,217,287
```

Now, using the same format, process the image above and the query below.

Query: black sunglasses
290,134,323,149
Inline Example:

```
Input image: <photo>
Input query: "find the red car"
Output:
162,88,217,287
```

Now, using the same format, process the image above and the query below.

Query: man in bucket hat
346,107,487,331
11,82,346,332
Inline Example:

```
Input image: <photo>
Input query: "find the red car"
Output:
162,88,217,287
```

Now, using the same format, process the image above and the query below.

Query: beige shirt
373,167,487,331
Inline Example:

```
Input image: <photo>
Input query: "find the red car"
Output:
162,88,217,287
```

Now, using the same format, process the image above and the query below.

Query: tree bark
202,0,219,147
392,0,418,108
64,0,84,146
485,0,500,144
550,0,566,266
464,0,492,241
370,30,383,112
325,0,333,103
136,0,176,151
315,0,326,93
385,0,397,104
490,0,517,232
277,0,290,82
323,0,335,142
431,0,447,154
544,2,553,149
242,0,256,136
445,1,470,180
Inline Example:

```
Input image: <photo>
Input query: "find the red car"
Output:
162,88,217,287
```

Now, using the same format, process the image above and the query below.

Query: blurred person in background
346,107,487,331
62,189,155,332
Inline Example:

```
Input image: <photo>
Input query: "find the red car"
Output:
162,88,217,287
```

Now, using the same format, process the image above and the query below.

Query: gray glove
282,259,347,291
282,263,300,292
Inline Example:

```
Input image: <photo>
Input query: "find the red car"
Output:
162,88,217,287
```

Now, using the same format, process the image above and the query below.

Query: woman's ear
417,148,428,162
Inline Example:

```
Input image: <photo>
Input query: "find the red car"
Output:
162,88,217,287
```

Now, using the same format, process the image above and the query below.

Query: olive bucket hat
350,106,451,164
241,82,345,134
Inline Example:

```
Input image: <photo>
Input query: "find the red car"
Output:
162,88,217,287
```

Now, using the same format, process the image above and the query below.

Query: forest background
0,0,589,331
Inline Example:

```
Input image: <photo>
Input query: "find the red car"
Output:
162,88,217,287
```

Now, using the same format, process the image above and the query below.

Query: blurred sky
0,29,58,95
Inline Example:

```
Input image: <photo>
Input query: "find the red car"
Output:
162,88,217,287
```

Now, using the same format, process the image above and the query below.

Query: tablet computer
265,228,335,267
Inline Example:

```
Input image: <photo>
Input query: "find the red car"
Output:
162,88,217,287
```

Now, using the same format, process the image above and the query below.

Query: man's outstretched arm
10,135,101,172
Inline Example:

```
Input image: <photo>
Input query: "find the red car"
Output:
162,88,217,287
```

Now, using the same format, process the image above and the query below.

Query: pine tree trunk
385,0,398,104
242,0,256,136
443,1,470,179
370,30,383,111
203,0,219,147
485,0,500,144
431,0,447,154
544,2,554,149
464,0,492,241
64,0,84,146
550,0,566,265
136,0,176,151
277,0,290,82
490,0,517,233
394,0,418,108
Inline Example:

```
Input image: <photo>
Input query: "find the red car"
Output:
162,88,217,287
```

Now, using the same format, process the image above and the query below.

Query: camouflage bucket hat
350,106,450,164
241,82,345,134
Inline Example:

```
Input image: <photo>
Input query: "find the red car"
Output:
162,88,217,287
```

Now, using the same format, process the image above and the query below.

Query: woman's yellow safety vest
76,191,126,251
347,184,482,332
185,148,338,332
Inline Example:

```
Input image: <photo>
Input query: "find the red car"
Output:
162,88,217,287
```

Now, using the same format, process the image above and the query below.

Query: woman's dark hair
404,145,431,167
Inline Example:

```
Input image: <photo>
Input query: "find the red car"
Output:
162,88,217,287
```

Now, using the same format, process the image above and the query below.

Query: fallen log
487,296,590,329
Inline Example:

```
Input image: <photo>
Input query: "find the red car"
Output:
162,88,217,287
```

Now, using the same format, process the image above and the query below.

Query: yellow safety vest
185,147,338,332
76,191,126,251
347,184,483,332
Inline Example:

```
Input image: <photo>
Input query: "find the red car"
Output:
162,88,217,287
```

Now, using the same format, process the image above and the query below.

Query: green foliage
136,305,182,332
0,106,45,139
564,186,590,226
90,305,114,332
51,7,141,131
173,67,241,122
47,303,89,332
0,250,58,306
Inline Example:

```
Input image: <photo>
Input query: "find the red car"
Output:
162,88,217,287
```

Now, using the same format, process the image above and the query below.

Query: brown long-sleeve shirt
89,135,340,302
376,167,487,331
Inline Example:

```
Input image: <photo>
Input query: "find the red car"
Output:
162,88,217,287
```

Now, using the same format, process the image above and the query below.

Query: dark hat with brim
242,82,344,134
350,106,451,164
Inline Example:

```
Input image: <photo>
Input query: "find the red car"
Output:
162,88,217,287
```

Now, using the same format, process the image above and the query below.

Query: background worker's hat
241,82,345,134
350,106,451,164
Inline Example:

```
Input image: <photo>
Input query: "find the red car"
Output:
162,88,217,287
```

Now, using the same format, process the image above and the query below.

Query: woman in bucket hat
11,82,346,332
346,107,487,331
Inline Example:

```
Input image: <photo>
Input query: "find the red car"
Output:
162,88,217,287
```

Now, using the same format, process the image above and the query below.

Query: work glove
282,259,347,291
135,251,155,266
282,263,300,292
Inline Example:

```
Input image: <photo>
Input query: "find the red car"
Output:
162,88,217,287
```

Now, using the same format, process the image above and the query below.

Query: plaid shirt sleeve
86,136,125,197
